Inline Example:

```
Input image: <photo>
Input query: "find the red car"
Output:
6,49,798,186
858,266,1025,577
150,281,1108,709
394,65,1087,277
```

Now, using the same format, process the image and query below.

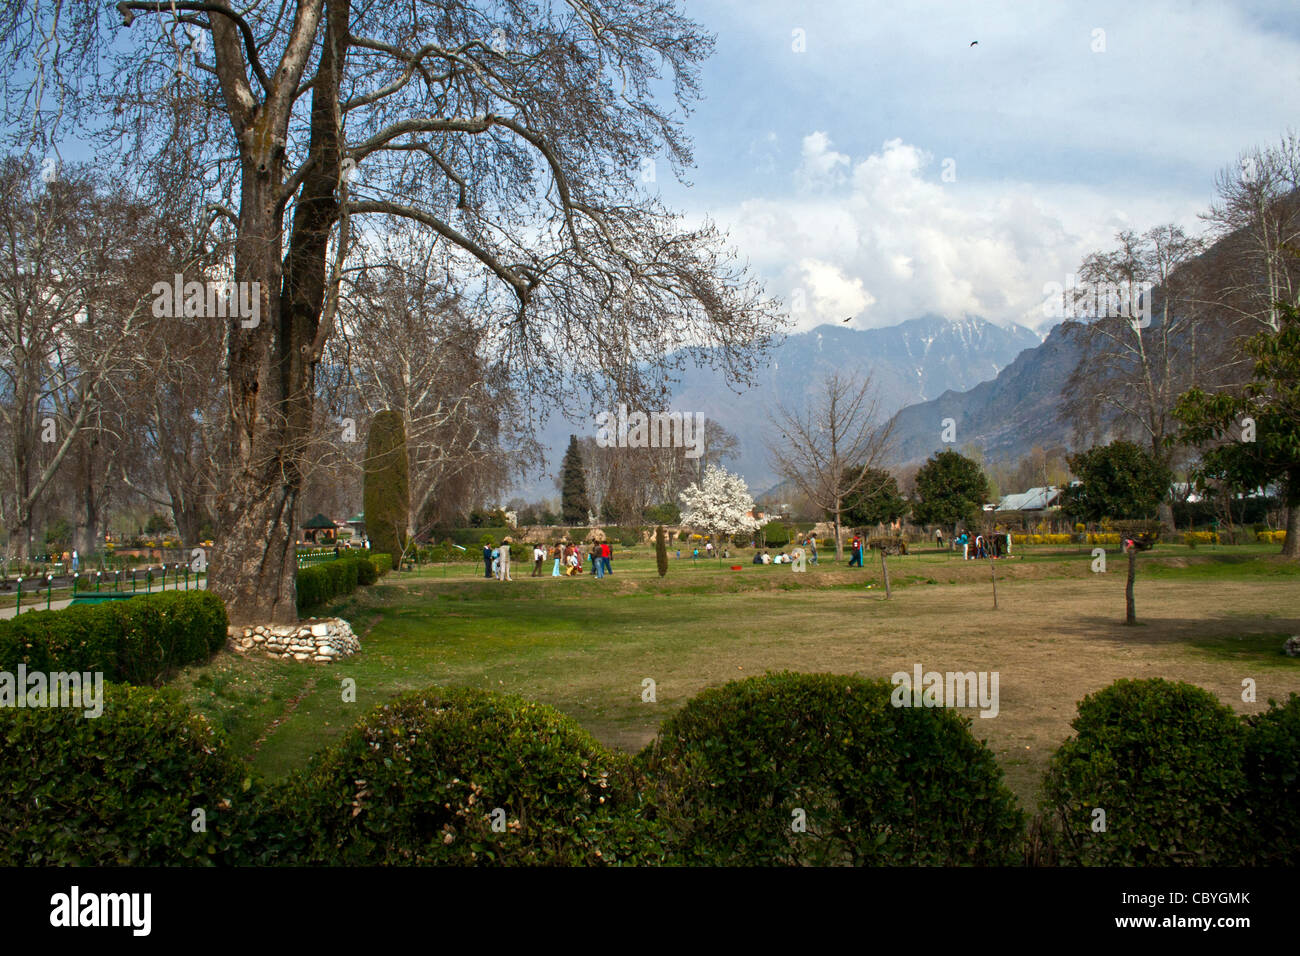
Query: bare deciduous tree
1202,133,1300,334
1060,225,1210,529
0,158,159,558
2,1,782,622
767,372,895,560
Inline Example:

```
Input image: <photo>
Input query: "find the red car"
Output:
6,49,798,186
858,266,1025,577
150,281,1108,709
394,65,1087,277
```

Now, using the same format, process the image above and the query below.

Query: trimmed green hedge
296,555,381,611
428,526,513,548
1242,693,1300,865
3,675,1298,866
639,672,1024,865
1039,678,1247,866
0,683,252,865
284,686,658,865
0,590,227,686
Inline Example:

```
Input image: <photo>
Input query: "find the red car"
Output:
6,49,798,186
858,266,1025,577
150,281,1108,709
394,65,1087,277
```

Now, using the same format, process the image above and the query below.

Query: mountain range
884,319,1083,470
519,315,1043,500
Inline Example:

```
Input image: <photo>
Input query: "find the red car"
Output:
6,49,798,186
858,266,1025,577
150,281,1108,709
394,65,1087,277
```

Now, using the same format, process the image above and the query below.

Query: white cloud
716,135,1204,332
794,131,850,192
795,257,874,317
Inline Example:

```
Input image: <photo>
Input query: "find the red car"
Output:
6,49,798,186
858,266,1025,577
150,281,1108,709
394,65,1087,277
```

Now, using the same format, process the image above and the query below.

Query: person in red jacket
600,541,612,576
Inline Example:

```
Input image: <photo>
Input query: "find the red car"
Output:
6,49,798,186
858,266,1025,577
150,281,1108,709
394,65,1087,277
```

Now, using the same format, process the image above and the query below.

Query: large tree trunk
207,0,341,626
74,439,100,557
209,156,299,624
1283,466,1300,560
7,516,31,561
1157,500,1175,535
9,407,32,560
1125,549,1137,624
833,497,843,560
74,486,98,557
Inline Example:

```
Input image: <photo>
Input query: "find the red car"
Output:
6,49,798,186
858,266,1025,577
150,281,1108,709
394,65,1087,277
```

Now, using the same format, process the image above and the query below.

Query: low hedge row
0,590,227,686
296,555,385,611
3,675,1295,866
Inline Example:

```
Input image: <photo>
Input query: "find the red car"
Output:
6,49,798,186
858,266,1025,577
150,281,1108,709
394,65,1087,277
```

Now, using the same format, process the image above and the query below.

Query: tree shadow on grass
1044,611,1300,668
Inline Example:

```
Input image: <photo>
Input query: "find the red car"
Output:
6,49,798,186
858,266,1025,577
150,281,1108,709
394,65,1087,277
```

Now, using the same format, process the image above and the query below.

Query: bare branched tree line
1061,133,1300,531
0,157,539,563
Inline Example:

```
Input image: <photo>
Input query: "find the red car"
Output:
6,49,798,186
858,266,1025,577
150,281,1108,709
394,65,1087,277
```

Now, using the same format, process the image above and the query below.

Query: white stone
311,623,329,637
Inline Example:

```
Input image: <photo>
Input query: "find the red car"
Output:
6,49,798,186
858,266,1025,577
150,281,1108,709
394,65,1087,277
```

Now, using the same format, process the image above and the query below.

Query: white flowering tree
679,466,765,550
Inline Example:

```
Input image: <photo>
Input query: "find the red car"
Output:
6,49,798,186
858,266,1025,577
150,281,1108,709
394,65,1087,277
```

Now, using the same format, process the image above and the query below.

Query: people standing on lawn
935,528,944,550
808,536,818,564
482,543,493,578
552,543,563,576
848,535,863,567
601,541,612,576
532,543,546,576
497,537,512,581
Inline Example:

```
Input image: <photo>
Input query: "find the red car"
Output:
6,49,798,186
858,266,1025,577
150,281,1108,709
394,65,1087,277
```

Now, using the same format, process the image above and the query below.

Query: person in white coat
498,537,513,581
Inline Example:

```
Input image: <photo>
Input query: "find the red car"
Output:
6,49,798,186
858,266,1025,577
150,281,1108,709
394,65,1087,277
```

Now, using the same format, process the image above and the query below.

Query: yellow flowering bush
1011,533,1074,545
1086,533,1122,546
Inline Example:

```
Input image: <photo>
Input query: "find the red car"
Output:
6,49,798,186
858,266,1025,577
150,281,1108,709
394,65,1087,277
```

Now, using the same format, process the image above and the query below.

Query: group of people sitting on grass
751,550,796,564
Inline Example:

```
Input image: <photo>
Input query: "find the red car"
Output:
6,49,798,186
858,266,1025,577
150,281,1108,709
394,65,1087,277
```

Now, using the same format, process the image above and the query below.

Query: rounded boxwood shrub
1241,693,1300,865
289,687,658,865
1040,678,1246,866
0,683,252,865
638,672,1024,865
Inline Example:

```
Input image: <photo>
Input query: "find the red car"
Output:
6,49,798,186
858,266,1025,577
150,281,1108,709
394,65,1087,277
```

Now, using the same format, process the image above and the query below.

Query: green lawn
170,544,1300,807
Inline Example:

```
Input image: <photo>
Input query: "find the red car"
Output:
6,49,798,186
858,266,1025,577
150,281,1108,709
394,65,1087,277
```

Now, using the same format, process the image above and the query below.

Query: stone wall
227,617,360,663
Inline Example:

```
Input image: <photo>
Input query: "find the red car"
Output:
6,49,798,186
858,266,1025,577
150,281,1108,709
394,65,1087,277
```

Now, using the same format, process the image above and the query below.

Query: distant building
995,486,1063,513
302,513,337,544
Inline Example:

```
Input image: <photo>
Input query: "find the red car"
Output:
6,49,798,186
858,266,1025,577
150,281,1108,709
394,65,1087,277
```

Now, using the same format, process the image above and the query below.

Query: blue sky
650,0,1300,332
23,1,1299,337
